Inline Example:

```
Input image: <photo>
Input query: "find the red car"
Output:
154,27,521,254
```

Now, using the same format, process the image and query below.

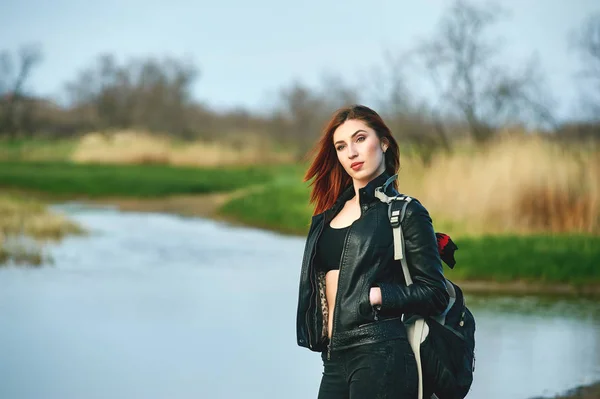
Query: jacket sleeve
375,200,450,317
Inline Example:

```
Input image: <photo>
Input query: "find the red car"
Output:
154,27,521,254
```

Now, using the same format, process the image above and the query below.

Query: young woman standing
296,105,449,398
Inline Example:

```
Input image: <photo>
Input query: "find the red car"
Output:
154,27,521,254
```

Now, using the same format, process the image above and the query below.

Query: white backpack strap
407,318,428,399
391,197,412,265
389,195,430,399
377,185,450,399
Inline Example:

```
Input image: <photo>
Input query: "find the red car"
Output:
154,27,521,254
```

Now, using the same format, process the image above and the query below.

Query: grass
219,177,313,235
2,132,598,234
0,131,296,166
411,135,600,235
1,134,599,284
221,134,600,236
0,194,84,239
0,161,276,198
0,138,76,161
70,130,295,166
0,194,85,266
444,234,600,285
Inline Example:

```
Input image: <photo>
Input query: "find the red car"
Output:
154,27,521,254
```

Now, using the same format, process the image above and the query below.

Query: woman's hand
369,287,382,306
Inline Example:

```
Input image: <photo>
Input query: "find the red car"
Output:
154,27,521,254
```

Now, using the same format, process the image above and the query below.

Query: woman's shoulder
392,193,431,220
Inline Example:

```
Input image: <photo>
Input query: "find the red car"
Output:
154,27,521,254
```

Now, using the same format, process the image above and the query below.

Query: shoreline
456,280,600,297
531,381,600,399
76,194,600,297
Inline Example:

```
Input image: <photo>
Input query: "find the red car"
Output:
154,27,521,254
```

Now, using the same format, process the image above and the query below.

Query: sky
1,0,599,121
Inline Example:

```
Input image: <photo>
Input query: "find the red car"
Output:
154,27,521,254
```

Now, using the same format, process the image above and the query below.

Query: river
0,204,598,399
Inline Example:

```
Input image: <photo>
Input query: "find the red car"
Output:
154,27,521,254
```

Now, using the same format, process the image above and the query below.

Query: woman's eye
356,136,365,142
336,145,345,151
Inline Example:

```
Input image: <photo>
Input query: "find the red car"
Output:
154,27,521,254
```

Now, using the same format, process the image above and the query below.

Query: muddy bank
457,280,600,297
84,192,231,219
531,381,600,399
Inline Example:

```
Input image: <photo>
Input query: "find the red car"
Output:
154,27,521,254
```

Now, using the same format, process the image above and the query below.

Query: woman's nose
348,144,358,158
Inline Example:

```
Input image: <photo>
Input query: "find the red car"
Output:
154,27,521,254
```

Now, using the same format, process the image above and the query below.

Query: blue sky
1,0,598,120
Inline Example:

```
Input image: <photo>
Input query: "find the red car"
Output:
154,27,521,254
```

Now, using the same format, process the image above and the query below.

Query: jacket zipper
328,203,368,360
328,223,350,360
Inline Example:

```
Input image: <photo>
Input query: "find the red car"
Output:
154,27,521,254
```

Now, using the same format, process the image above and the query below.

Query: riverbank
1,159,599,294
0,160,275,198
0,194,84,265
532,381,600,399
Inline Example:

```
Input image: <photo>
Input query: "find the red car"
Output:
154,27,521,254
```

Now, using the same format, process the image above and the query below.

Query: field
1,132,599,292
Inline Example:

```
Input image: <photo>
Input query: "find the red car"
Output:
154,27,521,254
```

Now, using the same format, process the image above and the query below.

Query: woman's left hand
369,287,382,306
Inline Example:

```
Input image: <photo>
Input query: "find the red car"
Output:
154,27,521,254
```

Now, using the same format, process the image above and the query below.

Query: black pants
317,337,418,399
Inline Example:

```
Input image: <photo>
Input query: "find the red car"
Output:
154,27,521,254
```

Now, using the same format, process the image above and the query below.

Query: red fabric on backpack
435,233,458,269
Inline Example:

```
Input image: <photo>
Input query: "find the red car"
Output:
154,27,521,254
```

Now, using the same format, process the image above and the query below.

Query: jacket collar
325,170,398,220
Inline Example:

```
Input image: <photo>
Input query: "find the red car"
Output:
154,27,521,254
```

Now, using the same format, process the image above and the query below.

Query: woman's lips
351,162,364,171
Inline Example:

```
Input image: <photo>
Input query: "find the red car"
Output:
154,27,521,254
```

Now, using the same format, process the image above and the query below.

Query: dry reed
0,196,84,240
71,130,295,166
0,195,84,265
398,135,600,235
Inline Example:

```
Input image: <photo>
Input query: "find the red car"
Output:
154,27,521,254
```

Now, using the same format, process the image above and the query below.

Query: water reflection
466,295,600,398
0,205,598,399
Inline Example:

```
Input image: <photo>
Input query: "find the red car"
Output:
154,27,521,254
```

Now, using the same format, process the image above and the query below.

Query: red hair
304,105,400,215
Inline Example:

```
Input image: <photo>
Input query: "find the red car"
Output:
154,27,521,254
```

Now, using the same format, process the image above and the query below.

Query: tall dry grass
0,195,85,265
398,135,600,235
0,196,84,240
71,130,295,166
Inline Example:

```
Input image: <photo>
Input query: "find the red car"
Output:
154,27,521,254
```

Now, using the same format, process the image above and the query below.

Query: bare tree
65,54,199,136
0,44,43,137
276,81,329,159
417,0,555,142
318,73,360,110
369,49,454,155
368,50,414,119
572,13,600,121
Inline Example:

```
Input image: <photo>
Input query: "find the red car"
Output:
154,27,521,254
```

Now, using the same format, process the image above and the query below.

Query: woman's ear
381,138,389,153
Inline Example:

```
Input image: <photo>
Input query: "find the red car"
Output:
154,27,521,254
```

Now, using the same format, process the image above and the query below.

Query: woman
296,105,449,399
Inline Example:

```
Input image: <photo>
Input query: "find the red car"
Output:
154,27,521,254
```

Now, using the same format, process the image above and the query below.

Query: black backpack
374,177,476,399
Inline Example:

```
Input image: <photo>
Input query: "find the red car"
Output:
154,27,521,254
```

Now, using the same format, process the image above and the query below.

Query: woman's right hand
369,287,382,306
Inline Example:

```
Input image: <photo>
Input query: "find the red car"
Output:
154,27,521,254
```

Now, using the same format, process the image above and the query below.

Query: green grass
443,234,600,284
0,138,76,161
218,164,312,234
219,179,314,235
1,158,599,286
0,161,277,198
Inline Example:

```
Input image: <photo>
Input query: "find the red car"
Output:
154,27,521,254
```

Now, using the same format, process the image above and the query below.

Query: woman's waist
330,316,407,350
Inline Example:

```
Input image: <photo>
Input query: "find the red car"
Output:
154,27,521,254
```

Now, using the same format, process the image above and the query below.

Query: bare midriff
325,269,340,339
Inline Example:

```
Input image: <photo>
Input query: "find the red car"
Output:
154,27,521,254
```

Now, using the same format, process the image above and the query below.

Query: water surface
0,205,598,399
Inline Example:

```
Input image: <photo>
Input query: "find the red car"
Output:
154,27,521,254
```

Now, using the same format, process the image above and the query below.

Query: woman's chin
349,169,375,182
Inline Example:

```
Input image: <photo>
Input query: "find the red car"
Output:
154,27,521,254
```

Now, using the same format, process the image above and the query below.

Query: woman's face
332,119,388,186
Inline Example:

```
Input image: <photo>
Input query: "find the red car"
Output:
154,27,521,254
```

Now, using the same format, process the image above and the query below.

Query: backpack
374,175,476,399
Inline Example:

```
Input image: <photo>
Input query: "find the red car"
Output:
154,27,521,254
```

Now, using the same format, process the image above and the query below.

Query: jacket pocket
357,281,379,326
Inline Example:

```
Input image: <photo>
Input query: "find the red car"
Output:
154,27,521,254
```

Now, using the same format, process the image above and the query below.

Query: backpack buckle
389,198,404,228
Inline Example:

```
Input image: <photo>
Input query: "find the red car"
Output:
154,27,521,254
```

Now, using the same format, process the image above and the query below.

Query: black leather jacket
296,171,449,354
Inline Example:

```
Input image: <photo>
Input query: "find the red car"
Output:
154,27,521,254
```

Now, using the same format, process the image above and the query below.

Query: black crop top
316,223,350,273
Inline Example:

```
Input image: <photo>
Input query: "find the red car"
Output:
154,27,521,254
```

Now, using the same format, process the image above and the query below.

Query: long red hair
304,105,400,215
